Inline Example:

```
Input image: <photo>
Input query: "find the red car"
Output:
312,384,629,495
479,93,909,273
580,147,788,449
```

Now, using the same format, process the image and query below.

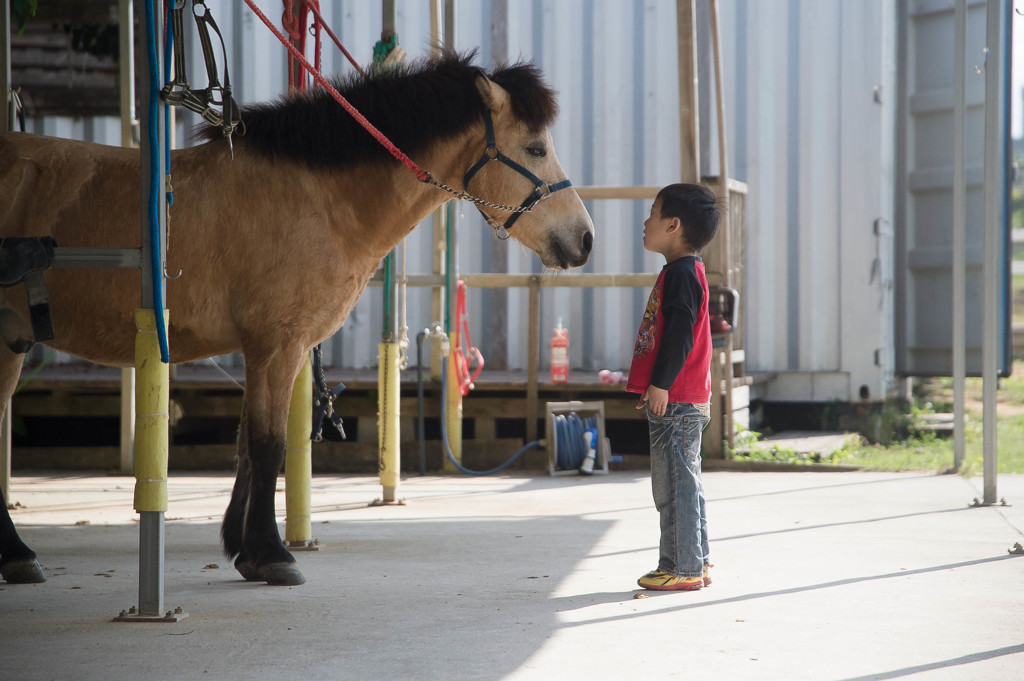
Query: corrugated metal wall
895,0,1011,377
22,0,686,374
17,1,907,404
718,0,897,402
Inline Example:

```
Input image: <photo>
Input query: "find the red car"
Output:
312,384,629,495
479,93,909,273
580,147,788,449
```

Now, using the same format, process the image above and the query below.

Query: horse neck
334,126,485,257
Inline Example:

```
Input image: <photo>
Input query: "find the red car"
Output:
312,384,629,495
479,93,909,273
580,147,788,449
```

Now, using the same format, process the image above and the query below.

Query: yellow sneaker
703,563,713,586
637,569,704,591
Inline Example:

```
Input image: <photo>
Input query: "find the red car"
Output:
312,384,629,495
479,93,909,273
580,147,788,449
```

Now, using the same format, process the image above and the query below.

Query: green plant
732,425,761,449
13,0,37,33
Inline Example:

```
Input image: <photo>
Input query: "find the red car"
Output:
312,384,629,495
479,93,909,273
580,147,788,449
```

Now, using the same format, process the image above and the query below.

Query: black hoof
1,559,47,584
258,562,306,586
233,557,262,582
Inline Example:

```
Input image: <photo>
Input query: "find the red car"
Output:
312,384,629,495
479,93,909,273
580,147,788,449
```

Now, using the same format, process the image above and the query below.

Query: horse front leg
221,405,259,579
0,483,46,584
0,346,45,584
230,350,306,586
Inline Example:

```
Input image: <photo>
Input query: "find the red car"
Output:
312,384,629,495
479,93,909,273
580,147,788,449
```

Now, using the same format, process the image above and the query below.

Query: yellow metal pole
133,309,169,514
376,342,402,503
443,330,462,472
285,354,314,548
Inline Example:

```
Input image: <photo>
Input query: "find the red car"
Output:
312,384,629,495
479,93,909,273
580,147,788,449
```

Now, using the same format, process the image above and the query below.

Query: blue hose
553,413,598,470
439,356,540,476
144,0,170,363
434,355,597,475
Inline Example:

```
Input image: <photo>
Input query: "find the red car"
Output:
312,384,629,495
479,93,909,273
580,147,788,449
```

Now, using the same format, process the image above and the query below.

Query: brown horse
0,51,594,586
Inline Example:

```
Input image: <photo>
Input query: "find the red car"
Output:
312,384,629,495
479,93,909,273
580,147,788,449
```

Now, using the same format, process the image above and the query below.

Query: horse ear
474,72,510,114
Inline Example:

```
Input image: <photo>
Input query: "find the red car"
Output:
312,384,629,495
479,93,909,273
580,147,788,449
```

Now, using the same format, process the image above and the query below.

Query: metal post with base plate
113,0,185,623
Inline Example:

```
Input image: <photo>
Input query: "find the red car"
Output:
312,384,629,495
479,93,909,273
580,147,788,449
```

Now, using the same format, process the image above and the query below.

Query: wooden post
429,0,445,380
486,0,509,369
709,0,733,453
526,276,540,444
705,348,724,458
676,0,700,183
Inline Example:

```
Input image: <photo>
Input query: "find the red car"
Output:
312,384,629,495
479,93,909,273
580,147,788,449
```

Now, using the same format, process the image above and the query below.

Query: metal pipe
417,330,428,475
134,0,169,618
119,0,135,147
285,354,313,546
980,0,1005,504
952,0,966,472
377,342,401,501
442,202,462,471
133,308,169,615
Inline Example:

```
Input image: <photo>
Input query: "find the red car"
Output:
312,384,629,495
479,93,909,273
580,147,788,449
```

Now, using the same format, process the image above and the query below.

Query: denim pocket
680,415,709,461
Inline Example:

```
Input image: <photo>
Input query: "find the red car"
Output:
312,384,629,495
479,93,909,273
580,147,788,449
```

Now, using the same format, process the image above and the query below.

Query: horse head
465,72,594,270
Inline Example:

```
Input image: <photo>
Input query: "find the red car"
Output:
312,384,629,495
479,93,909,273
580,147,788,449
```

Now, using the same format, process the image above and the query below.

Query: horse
0,50,594,586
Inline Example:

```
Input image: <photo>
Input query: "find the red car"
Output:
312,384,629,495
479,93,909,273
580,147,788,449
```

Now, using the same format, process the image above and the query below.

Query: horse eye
526,145,547,158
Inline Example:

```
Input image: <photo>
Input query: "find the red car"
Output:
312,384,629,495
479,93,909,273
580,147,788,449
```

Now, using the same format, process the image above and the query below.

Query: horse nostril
582,230,593,254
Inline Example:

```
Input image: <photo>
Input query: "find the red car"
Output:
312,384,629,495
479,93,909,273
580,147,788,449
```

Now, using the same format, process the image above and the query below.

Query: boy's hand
637,385,669,416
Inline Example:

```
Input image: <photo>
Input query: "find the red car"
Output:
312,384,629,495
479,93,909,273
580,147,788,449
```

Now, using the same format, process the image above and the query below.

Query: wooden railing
369,180,749,450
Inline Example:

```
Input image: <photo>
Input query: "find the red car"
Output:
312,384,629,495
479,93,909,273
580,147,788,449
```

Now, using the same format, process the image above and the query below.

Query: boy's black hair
656,183,721,252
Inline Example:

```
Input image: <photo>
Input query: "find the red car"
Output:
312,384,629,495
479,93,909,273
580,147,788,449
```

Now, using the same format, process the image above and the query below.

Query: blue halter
462,110,574,239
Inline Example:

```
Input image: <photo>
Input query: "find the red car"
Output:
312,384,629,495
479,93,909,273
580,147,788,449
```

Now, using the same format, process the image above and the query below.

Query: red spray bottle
550,318,569,383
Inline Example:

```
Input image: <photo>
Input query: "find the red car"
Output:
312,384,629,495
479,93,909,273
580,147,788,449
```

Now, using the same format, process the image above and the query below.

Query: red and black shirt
626,256,712,404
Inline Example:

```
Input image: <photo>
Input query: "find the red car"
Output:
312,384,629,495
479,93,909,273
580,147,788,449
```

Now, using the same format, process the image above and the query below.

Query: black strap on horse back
0,237,58,344
161,0,242,150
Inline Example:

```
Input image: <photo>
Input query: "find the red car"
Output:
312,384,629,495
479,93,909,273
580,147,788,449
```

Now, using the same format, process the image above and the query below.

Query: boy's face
642,197,682,256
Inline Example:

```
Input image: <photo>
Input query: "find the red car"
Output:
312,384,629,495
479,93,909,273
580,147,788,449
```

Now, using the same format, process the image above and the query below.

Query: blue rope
163,6,174,207
144,0,170,363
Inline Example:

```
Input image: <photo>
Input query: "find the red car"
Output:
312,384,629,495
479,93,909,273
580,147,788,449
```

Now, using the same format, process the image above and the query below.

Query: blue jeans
648,402,710,577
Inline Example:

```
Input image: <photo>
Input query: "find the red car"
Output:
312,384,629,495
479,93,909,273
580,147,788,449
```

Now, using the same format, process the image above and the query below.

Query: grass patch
732,361,1024,474
830,431,970,473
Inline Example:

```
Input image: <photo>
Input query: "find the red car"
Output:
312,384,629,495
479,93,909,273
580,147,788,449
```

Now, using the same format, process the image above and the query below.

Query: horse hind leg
0,344,46,584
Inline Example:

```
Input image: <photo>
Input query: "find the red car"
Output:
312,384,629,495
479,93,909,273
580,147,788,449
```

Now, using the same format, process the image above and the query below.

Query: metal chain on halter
311,344,346,442
419,172,535,215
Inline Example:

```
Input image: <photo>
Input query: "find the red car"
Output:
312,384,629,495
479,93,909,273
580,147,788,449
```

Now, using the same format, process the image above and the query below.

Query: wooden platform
10,362,653,473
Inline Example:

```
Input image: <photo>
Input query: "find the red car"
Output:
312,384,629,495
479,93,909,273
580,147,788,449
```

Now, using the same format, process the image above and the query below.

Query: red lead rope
299,0,367,78
241,0,430,183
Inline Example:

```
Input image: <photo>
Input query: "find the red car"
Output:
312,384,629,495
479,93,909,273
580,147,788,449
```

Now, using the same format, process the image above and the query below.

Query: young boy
627,183,720,591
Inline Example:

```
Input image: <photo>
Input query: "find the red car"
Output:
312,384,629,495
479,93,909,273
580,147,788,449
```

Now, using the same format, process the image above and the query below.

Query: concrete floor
2,469,1022,681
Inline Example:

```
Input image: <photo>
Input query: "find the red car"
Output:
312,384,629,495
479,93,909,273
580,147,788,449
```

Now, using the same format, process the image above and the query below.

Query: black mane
206,50,558,169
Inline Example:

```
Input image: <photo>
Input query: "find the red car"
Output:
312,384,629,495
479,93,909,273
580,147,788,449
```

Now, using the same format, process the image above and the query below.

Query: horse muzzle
545,220,594,269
